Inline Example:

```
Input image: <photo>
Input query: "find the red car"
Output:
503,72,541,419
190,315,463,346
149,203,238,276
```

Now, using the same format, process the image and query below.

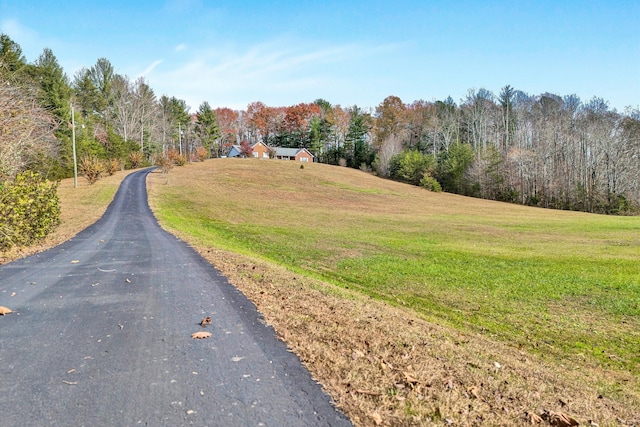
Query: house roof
275,147,313,158
227,144,313,159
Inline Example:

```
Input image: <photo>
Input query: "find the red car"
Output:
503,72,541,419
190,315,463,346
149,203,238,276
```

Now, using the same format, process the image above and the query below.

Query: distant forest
2,33,639,214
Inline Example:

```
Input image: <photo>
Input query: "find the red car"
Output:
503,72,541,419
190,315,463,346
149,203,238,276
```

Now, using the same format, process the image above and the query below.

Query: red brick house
227,143,313,162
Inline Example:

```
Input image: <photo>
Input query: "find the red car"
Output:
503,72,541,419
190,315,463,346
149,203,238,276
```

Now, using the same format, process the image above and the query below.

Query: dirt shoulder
182,244,639,427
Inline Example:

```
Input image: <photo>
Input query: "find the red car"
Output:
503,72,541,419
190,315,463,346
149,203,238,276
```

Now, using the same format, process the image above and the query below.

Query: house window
253,152,258,158
263,152,269,158
300,157,309,162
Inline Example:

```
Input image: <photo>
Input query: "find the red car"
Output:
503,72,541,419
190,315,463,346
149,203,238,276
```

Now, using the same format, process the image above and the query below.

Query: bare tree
0,79,58,180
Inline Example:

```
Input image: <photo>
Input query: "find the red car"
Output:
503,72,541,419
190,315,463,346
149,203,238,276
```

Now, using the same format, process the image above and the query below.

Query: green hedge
0,171,60,250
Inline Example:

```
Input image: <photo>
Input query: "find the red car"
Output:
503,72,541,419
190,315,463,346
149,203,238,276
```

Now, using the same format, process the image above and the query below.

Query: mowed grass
149,159,640,377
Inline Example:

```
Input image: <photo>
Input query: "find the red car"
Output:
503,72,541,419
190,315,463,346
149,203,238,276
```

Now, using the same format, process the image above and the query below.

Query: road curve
0,168,352,427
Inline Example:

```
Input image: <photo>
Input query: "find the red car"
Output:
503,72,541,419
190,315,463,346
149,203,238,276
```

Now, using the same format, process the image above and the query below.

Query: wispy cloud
139,59,163,77
0,19,43,58
175,43,187,52
146,37,402,110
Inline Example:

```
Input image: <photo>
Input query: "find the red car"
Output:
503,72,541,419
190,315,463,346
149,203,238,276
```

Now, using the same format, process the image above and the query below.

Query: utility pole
140,104,144,155
71,103,78,188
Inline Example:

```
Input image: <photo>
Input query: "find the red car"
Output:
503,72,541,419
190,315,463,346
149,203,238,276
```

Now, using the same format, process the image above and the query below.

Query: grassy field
147,159,639,426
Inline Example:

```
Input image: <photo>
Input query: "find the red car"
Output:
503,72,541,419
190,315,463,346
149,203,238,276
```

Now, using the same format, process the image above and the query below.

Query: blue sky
1,0,638,113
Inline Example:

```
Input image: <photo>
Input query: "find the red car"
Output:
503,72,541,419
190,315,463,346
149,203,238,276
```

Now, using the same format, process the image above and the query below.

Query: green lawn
150,159,640,375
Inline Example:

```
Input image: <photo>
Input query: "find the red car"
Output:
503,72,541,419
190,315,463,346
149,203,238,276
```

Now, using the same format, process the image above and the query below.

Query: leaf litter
189,246,640,427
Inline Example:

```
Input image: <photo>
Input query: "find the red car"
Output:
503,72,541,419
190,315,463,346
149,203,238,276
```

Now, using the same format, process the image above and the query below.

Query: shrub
78,155,105,185
389,150,437,186
420,173,442,192
0,171,60,250
105,158,121,176
129,151,144,169
195,146,208,161
153,154,174,175
166,148,187,166
167,148,180,162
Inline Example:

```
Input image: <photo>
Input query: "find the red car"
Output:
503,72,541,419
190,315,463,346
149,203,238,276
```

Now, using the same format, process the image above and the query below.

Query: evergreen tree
32,48,72,120
345,106,371,168
196,102,221,157
0,33,27,80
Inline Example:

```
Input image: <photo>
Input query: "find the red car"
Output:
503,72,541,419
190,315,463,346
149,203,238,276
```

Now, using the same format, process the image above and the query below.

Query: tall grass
149,159,640,375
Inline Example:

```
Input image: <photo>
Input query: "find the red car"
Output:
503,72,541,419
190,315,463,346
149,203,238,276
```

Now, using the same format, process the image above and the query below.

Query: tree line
1,33,639,214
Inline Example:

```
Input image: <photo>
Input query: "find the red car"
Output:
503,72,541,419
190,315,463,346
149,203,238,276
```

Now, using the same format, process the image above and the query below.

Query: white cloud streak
146,37,404,110
139,59,163,77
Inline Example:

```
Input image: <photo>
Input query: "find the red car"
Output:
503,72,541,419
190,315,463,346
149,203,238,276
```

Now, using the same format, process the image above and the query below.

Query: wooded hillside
2,33,638,214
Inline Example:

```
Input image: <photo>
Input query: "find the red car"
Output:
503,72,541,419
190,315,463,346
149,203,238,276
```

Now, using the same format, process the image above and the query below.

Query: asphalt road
0,168,353,427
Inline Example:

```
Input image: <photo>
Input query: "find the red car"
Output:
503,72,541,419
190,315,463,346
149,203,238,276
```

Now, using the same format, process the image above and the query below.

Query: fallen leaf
125,278,131,283
467,386,480,399
10,292,16,297
62,380,78,385
71,260,79,264
67,369,75,374
0,306,13,315
403,371,419,384
525,411,543,424
200,316,212,326
543,410,580,427
370,412,383,425
191,331,212,339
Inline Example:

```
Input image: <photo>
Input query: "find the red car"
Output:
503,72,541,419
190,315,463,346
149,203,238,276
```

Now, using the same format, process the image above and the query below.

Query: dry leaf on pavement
191,331,212,339
0,306,13,315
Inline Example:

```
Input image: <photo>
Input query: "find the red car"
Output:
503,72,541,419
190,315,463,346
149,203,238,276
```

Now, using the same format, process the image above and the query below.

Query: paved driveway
0,168,352,427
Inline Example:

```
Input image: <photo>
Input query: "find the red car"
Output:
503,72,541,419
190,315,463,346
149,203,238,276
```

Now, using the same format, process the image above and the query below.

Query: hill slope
148,159,640,426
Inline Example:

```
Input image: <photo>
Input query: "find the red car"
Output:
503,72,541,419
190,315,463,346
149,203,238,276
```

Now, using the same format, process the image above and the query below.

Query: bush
389,150,437,186
195,146,208,162
166,148,188,166
0,171,60,250
105,158,121,176
78,155,105,185
153,154,174,175
129,151,144,169
420,173,442,192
